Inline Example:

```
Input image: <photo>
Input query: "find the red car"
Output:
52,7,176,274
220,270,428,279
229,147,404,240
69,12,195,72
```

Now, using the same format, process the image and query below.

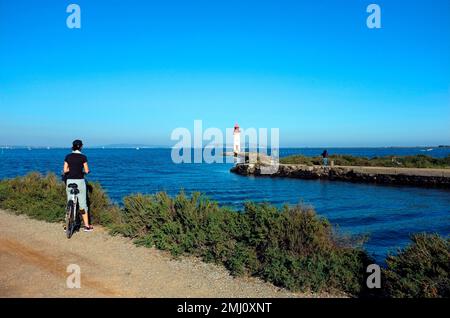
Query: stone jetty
230,163,450,188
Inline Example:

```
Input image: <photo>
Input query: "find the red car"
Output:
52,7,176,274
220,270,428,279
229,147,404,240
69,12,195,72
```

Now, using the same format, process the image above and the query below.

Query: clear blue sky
0,0,449,147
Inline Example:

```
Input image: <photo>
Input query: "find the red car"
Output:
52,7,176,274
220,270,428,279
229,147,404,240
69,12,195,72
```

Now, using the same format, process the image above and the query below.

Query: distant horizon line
1,144,449,149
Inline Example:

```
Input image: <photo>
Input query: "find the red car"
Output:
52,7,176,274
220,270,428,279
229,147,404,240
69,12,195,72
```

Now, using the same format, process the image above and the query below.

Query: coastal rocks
230,164,450,188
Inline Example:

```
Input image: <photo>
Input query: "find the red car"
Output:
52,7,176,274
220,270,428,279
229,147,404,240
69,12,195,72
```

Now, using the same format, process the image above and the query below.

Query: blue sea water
0,147,449,263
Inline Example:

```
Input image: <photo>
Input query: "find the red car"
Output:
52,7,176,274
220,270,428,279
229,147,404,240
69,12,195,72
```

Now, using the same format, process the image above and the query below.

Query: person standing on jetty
63,140,93,232
321,149,329,167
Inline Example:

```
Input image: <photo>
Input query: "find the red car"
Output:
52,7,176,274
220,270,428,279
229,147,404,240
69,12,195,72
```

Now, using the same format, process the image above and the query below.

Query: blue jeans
322,158,328,166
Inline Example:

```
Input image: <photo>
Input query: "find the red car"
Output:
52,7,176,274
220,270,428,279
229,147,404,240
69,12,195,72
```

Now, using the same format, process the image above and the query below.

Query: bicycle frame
70,189,78,222
66,184,81,238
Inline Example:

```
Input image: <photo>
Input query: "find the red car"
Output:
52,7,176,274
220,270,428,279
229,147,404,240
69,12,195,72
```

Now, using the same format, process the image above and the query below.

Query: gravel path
0,209,334,298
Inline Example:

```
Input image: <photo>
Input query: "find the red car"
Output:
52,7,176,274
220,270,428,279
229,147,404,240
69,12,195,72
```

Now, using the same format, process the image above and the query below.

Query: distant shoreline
1,145,450,150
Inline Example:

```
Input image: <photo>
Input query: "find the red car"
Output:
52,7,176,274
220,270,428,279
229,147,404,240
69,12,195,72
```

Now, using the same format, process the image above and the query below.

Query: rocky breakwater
230,163,450,188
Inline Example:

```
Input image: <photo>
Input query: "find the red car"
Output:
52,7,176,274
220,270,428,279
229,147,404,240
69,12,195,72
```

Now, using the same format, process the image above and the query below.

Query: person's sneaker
83,226,93,232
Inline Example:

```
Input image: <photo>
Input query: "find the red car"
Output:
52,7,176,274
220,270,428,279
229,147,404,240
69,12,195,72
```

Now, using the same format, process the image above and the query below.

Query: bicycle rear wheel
65,200,75,239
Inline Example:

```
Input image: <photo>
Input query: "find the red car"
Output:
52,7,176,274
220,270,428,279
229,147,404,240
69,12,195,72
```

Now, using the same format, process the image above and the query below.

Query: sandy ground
0,209,335,298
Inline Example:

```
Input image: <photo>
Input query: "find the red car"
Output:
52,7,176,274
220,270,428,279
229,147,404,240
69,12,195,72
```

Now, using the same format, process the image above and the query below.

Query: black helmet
72,139,83,150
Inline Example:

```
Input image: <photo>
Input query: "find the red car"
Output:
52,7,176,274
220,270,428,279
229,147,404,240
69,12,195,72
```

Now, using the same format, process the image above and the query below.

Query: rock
230,163,450,188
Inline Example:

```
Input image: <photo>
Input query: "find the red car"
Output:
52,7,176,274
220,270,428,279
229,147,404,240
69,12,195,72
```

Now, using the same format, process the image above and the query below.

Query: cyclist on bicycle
63,139,93,232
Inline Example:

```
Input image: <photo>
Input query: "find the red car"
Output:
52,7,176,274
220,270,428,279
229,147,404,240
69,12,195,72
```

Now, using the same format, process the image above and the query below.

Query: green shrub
114,192,372,295
86,181,122,225
280,155,320,165
383,233,450,298
0,172,119,225
247,203,371,294
280,154,450,169
0,172,66,222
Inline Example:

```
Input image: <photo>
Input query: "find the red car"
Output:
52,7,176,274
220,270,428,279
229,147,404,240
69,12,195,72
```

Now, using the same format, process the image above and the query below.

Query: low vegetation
383,234,449,298
280,154,450,169
111,192,371,294
0,172,121,225
0,172,448,297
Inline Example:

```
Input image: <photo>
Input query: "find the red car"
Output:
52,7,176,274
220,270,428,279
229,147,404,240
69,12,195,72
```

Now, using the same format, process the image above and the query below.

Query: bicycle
65,183,82,239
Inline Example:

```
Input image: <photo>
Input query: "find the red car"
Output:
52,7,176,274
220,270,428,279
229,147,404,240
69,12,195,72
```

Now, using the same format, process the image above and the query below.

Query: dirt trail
0,210,329,298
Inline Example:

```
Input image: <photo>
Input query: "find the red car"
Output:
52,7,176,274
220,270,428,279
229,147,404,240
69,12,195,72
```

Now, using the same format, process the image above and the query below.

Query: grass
280,154,450,169
0,172,448,298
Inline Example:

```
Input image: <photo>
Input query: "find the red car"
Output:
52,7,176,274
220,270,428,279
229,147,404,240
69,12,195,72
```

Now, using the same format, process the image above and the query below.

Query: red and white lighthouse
233,123,241,155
